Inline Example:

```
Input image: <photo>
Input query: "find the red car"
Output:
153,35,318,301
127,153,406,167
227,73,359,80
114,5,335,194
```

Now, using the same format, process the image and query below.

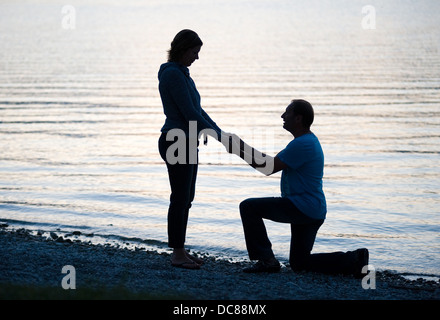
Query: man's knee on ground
289,254,310,272
290,260,307,272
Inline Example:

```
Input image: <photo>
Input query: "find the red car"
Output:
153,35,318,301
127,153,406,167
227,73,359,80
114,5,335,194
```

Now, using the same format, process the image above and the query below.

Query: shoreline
0,226,439,300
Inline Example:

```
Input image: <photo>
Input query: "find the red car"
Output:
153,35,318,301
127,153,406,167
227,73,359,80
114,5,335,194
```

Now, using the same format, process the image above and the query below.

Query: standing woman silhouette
158,29,228,269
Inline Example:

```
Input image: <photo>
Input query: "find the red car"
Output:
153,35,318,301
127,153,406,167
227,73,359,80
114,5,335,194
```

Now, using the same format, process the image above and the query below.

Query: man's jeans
240,197,358,275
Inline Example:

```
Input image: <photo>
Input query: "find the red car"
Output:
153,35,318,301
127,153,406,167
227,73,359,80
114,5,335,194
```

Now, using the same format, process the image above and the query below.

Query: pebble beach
1,226,439,301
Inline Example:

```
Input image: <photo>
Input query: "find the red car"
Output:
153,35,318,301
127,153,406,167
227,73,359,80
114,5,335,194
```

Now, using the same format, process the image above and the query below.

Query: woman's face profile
180,45,201,67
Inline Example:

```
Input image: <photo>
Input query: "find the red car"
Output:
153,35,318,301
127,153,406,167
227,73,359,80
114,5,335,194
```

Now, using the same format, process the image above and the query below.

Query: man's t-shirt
277,133,327,220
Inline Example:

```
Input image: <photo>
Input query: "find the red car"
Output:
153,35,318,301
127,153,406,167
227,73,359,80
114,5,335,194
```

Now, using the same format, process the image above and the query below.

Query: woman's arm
162,68,221,138
201,108,222,137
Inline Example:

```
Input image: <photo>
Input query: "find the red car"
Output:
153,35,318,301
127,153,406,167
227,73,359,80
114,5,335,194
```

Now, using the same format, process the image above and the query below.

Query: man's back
277,132,327,220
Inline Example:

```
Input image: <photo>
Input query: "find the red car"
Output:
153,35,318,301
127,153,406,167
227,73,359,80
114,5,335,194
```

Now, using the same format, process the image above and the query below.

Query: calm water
1,0,439,277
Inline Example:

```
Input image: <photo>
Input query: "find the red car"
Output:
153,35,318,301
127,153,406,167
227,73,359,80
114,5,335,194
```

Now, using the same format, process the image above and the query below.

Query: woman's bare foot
171,248,200,270
185,250,203,265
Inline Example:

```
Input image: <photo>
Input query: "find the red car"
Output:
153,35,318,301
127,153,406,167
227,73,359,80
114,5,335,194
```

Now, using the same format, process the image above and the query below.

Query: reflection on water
1,0,439,275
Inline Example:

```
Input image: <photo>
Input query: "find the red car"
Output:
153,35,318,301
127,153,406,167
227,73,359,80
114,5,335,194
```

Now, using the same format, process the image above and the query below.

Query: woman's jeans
240,197,359,275
158,132,198,249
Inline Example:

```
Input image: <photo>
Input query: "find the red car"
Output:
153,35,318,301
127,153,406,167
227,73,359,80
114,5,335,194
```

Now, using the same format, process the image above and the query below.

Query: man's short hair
290,99,314,129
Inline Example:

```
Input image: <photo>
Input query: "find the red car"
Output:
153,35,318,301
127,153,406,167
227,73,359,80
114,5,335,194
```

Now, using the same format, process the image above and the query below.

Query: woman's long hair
167,29,203,62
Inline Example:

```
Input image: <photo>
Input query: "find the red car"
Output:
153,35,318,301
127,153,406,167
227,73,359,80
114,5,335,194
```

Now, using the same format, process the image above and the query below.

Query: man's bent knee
239,198,255,217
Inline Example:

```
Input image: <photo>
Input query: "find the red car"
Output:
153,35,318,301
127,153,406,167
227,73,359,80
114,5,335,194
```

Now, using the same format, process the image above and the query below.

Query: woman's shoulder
158,62,188,80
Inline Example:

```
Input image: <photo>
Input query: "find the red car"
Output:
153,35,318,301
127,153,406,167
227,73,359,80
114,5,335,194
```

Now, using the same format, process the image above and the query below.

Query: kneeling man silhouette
226,99,368,277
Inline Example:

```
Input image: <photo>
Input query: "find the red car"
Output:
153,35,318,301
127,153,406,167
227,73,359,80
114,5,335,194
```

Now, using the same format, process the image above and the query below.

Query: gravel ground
0,227,439,300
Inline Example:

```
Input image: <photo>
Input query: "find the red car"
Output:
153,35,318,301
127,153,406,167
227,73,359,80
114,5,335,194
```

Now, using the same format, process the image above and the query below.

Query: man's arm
228,135,287,176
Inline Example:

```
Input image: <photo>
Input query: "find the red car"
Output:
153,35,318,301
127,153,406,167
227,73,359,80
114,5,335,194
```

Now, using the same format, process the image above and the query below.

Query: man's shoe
243,259,281,273
353,248,369,279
